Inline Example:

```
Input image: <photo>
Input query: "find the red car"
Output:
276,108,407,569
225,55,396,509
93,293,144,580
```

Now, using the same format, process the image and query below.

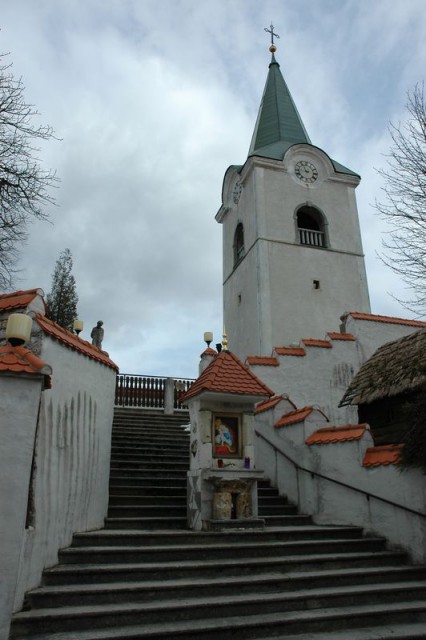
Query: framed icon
212,414,241,458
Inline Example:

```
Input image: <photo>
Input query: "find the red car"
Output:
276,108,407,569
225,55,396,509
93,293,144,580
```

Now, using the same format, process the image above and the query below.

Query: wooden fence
115,374,194,410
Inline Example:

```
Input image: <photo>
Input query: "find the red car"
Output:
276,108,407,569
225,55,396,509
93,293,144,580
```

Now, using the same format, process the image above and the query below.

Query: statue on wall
91,320,104,349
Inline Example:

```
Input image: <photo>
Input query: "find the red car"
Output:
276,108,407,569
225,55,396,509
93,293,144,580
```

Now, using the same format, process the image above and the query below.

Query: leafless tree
375,83,426,315
0,53,58,289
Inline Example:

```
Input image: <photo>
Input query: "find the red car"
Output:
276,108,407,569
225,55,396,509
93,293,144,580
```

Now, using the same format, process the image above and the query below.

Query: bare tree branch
0,53,59,289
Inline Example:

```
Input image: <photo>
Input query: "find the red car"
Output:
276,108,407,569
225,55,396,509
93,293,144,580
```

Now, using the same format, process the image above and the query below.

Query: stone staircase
10,408,426,639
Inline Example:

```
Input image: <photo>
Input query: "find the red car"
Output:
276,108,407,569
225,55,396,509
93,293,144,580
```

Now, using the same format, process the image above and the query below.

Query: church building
216,39,371,360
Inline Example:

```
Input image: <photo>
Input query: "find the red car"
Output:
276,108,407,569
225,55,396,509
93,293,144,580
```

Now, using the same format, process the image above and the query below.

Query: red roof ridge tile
302,338,332,348
346,311,426,328
0,288,45,312
35,313,118,371
327,332,356,341
363,444,403,467
201,347,217,356
255,394,295,414
306,423,367,445
246,355,279,366
0,344,52,387
274,346,306,357
275,405,316,428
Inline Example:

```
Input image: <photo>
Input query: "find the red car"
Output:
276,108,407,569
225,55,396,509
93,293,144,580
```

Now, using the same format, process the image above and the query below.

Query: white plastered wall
12,334,116,612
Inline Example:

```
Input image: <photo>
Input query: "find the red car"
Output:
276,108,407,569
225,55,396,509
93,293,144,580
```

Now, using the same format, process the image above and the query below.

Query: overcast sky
1,1,425,378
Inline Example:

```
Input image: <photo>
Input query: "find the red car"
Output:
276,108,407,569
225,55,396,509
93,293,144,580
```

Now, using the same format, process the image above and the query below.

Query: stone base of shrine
187,468,264,531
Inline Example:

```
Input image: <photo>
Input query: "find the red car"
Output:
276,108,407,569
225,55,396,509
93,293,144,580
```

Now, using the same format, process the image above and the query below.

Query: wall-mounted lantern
6,313,32,346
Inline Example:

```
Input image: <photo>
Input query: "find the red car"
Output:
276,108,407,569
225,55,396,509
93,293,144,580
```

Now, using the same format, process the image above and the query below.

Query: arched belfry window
296,206,327,248
233,222,245,266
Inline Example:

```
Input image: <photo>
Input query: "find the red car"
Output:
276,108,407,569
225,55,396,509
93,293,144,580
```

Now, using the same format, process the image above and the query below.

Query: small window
233,223,245,266
297,206,326,248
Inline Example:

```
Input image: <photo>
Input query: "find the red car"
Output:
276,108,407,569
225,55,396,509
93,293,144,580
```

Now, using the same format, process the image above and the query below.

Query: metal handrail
255,429,426,520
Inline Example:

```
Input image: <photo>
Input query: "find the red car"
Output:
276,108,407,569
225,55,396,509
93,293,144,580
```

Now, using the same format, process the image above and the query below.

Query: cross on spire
264,23,280,46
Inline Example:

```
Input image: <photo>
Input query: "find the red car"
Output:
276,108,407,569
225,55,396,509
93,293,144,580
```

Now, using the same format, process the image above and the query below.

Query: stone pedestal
202,469,264,530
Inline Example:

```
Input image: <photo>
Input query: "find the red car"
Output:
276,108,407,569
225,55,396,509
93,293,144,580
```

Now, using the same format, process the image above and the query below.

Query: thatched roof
339,328,426,407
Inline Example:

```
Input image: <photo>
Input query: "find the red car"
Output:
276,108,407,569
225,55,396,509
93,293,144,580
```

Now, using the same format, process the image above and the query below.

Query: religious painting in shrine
212,414,241,458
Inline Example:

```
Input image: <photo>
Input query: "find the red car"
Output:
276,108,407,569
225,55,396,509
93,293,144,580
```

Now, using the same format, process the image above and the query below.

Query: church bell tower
216,33,371,360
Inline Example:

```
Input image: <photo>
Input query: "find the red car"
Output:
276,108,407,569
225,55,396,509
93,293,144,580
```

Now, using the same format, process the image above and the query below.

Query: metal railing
115,374,194,410
255,429,426,520
299,227,326,248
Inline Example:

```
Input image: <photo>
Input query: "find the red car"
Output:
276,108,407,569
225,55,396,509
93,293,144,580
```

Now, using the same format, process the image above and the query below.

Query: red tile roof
181,350,274,402
363,444,403,467
255,395,295,415
274,346,306,357
0,344,52,388
0,288,45,313
275,406,314,428
306,423,367,445
306,424,367,444
246,355,279,366
327,332,356,341
35,313,118,371
201,347,217,356
302,338,332,348
347,312,426,328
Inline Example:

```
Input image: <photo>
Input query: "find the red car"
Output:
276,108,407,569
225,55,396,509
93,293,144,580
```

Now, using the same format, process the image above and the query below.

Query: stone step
41,551,408,585
258,503,298,513
11,588,426,636
262,514,314,526
107,505,187,518
104,516,188,530
110,439,189,451
27,566,426,609
107,484,187,496
258,504,298,515
109,459,189,470
108,495,187,506
110,448,189,460
57,537,387,565
71,525,365,547
109,468,188,479
111,432,189,442
13,621,426,640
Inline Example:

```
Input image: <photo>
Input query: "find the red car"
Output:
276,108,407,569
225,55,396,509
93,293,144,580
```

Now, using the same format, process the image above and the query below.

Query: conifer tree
46,248,78,329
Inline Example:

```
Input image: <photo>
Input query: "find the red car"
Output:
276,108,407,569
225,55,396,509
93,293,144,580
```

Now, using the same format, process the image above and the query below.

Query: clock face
295,160,318,184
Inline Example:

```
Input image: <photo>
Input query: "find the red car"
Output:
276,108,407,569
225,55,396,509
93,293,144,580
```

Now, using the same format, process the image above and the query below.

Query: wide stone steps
11,598,426,638
70,525,366,546
58,537,387,565
25,566,426,609
10,408,426,639
37,550,409,586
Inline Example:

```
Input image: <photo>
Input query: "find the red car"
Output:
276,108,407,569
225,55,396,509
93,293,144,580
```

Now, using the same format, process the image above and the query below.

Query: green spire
247,52,359,178
248,54,311,159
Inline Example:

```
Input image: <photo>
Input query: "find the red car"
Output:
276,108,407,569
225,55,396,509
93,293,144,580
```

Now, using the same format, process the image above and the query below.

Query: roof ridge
0,344,52,387
346,311,426,327
35,313,118,371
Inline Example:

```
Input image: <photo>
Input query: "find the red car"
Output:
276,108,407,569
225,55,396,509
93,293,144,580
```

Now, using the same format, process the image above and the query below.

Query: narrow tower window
233,222,245,266
297,206,326,248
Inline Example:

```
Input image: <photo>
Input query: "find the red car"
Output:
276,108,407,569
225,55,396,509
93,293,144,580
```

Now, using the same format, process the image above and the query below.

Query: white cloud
1,0,425,377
